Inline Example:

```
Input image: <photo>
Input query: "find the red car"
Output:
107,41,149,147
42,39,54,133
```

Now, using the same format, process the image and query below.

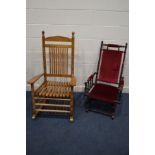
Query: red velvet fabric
88,84,119,104
98,50,123,84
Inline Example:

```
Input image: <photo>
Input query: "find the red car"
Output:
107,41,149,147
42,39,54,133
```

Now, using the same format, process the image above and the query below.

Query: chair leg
111,104,116,120
31,84,36,119
111,115,115,120
32,98,36,119
84,97,90,112
70,91,74,122
32,112,36,119
118,91,122,102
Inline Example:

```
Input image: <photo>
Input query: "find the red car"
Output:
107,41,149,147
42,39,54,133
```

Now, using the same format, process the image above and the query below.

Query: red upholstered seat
88,84,119,104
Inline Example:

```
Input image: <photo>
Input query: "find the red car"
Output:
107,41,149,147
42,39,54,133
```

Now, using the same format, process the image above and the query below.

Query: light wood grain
28,31,76,121
45,36,72,42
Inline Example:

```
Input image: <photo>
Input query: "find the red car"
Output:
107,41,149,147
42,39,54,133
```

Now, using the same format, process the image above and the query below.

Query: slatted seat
28,31,76,122
35,81,71,98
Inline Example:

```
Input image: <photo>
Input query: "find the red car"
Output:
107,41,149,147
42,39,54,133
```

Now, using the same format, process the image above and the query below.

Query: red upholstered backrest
98,49,124,84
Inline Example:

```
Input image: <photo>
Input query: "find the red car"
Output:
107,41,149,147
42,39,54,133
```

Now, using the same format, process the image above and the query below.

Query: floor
26,92,129,155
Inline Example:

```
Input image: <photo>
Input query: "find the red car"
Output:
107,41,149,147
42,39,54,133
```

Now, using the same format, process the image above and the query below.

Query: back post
42,31,47,81
118,43,128,85
71,32,75,76
95,41,103,83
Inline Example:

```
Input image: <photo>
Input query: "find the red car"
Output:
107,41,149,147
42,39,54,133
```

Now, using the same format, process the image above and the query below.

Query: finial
72,32,75,38
42,31,45,37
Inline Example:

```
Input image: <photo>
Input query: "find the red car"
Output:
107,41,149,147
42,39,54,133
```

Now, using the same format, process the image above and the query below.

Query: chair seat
35,81,71,98
88,83,119,103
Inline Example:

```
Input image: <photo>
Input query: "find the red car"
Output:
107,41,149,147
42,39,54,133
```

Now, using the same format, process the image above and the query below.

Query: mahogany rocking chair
28,31,76,122
84,42,128,119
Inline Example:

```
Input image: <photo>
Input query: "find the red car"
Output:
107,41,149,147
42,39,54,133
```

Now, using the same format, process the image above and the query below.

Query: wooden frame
28,31,76,122
84,42,128,119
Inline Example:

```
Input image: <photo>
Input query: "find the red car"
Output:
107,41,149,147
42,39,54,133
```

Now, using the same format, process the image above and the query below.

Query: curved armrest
84,72,97,94
27,73,44,84
87,72,97,81
70,76,76,86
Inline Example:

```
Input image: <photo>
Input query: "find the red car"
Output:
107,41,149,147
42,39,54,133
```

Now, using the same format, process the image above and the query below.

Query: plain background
26,0,129,92
0,0,155,155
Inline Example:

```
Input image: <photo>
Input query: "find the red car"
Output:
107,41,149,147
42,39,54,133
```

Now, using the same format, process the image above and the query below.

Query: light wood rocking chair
28,31,76,122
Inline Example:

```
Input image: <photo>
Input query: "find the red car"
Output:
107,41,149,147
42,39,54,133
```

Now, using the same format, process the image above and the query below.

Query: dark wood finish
96,41,103,84
84,42,128,119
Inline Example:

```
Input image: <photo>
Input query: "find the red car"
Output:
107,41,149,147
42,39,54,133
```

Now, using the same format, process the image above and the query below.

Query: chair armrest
27,73,44,84
84,72,97,94
70,76,76,86
87,72,97,81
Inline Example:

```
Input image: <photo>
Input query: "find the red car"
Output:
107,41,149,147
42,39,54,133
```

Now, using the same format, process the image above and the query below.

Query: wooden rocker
28,31,76,122
84,42,127,119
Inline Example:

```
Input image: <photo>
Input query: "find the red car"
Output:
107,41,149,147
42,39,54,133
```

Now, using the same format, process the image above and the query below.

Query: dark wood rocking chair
84,41,128,119
28,31,76,122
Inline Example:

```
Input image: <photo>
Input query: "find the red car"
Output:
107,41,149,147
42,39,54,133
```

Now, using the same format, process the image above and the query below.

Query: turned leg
118,91,122,102
111,104,116,120
31,84,36,119
70,88,74,122
85,97,90,112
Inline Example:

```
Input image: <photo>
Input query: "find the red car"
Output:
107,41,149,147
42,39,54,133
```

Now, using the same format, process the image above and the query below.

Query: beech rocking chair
28,31,76,122
84,42,127,119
